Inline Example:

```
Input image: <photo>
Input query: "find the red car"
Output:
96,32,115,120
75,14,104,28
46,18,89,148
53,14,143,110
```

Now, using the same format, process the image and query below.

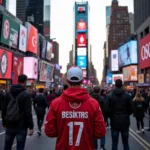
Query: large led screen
118,41,138,67
77,56,87,69
123,65,138,82
111,50,119,71
112,74,123,85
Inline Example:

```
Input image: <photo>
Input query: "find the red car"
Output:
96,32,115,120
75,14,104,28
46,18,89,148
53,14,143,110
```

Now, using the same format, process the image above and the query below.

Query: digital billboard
139,33,150,69
123,65,138,82
26,22,38,55
0,14,19,49
77,34,86,47
78,7,86,12
77,48,86,56
138,74,144,83
39,61,54,82
23,57,38,79
19,25,27,52
0,49,12,79
46,42,53,61
112,74,123,85
12,55,23,84
77,56,87,69
39,35,47,59
111,50,119,71
77,20,86,32
118,41,138,67
106,73,112,84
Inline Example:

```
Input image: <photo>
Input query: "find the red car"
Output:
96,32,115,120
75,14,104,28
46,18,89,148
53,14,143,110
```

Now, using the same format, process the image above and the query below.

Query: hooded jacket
2,84,34,130
104,88,134,130
45,87,106,150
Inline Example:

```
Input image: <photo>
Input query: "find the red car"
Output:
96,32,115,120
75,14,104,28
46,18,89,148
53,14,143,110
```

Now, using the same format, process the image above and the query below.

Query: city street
0,114,150,150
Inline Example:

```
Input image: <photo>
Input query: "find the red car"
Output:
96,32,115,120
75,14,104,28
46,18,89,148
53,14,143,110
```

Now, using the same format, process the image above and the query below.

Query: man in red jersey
45,66,106,150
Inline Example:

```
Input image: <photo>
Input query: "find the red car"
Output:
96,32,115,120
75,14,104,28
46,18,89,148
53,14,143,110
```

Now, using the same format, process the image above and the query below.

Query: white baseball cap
67,66,83,82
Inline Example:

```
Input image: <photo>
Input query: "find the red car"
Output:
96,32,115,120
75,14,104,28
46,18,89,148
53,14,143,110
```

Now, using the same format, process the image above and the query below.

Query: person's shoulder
51,97,62,105
87,96,99,106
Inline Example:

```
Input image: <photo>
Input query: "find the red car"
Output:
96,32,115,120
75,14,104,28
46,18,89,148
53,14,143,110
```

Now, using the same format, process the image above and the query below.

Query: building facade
134,0,150,31
16,0,50,39
74,1,89,79
108,0,131,52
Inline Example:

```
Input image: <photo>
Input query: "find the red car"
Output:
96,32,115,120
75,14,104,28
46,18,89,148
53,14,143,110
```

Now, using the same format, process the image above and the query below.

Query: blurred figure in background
33,88,48,135
0,89,5,113
47,90,56,107
146,91,150,131
133,92,146,133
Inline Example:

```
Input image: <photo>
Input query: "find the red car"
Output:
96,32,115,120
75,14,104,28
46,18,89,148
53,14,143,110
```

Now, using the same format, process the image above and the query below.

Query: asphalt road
0,112,150,150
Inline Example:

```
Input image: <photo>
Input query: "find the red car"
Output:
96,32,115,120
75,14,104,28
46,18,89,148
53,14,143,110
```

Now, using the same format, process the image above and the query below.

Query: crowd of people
0,67,150,150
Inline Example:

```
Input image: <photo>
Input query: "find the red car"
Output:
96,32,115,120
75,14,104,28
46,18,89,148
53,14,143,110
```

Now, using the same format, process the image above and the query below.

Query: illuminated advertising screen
0,48,12,79
39,61,54,82
77,34,86,47
19,25,27,52
138,74,144,84
23,57,38,79
0,14,19,49
78,7,86,12
12,55,23,84
106,73,112,84
77,56,87,69
123,65,138,82
77,48,86,56
26,22,38,54
112,74,123,85
118,41,138,67
111,50,119,71
77,20,86,32
82,69,87,78
139,34,150,69
46,42,53,61
39,35,47,59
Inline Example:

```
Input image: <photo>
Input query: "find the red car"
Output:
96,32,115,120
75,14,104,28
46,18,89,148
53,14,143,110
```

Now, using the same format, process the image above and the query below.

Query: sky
51,0,134,81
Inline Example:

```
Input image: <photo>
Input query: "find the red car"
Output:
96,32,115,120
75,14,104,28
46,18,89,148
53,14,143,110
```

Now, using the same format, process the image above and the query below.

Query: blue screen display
118,41,138,67
77,56,87,68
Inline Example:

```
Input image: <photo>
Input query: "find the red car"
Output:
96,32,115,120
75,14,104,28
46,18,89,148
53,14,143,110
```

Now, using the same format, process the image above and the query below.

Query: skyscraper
16,0,50,39
74,1,89,79
134,0,150,31
108,0,131,52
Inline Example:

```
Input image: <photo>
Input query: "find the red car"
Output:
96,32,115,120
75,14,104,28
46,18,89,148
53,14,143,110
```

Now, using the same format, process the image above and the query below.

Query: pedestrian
133,92,146,133
47,90,56,107
104,79,134,150
0,89,5,112
33,88,48,135
91,86,107,150
45,66,106,150
146,91,150,131
2,74,34,150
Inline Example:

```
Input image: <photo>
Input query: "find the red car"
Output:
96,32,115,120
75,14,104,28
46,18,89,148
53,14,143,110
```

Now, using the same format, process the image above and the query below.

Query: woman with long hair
133,92,146,133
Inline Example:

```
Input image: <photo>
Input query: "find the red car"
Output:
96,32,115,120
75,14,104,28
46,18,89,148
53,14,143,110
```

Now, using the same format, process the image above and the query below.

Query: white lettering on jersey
62,111,88,119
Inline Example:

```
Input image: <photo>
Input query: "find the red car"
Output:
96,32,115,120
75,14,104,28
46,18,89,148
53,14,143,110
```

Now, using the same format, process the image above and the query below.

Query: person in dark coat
104,79,134,150
133,92,146,133
47,90,56,106
91,86,106,150
33,88,48,135
0,90,4,112
146,91,150,131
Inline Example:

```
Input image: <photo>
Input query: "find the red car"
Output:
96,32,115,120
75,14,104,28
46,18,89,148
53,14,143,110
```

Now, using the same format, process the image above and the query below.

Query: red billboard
12,55,23,84
0,49,12,79
139,34,150,69
77,20,86,32
26,23,38,54
77,34,86,47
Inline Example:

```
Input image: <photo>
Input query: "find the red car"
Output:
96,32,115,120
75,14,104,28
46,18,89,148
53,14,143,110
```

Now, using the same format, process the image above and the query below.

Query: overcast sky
51,0,133,81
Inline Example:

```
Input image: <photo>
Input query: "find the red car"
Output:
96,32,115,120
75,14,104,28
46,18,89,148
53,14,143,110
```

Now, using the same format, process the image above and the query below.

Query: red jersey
45,88,106,150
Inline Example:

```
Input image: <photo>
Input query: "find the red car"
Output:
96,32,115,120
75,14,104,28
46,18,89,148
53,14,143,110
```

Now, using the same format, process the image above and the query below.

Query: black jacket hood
113,88,125,96
10,84,26,98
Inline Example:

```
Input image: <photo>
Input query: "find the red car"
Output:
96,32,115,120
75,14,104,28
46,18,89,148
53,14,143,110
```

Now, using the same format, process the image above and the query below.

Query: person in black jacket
33,88,48,135
146,91,150,131
104,79,134,150
91,86,106,150
133,92,146,133
2,74,34,150
0,89,4,112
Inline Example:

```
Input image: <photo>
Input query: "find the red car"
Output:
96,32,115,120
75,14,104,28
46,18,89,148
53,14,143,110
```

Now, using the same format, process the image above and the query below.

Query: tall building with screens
16,0,50,39
74,1,89,79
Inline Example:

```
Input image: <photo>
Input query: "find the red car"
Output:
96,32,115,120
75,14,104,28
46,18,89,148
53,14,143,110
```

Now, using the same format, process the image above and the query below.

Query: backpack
136,103,143,111
5,91,26,123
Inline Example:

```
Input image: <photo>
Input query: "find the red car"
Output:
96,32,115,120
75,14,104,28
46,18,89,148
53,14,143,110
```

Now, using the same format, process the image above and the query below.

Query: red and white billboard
77,21,86,32
26,23,38,55
77,34,86,47
140,34,150,69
